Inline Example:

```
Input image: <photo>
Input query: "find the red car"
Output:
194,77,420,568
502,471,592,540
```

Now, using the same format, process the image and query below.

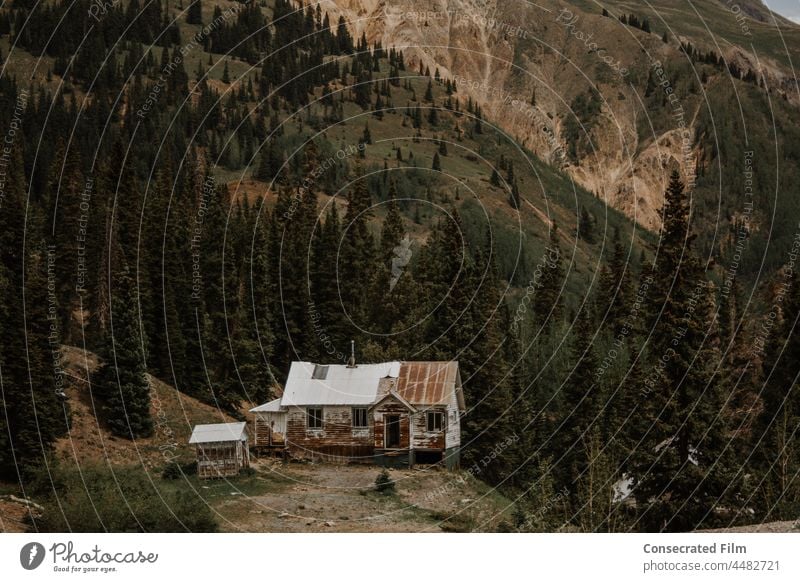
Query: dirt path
213,459,513,532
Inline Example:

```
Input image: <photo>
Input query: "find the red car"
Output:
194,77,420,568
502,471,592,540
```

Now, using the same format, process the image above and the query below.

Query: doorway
385,415,401,448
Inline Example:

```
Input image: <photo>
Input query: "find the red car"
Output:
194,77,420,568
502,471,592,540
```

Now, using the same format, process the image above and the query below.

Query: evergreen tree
756,270,800,518
339,174,375,332
187,0,203,25
0,145,68,480
578,207,595,244
490,167,501,187
597,227,632,336
256,141,285,183
44,141,84,343
533,224,564,330
94,271,153,439
629,171,740,531
554,304,601,489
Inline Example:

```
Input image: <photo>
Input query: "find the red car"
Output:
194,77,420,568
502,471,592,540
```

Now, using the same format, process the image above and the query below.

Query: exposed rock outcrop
321,0,798,229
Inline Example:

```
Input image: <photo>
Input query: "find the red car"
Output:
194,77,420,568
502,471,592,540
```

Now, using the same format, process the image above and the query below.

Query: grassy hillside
571,0,800,68
55,346,238,470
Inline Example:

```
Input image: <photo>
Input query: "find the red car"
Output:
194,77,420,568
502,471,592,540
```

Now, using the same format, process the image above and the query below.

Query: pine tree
339,174,375,332
309,203,348,362
508,181,521,209
256,141,284,183
578,207,595,244
756,271,800,518
533,224,564,331
428,105,438,125
457,238,516,484
490,168,501,187
0,145,68,480
629,171,740,531
94,271,153,439
44,141,84,344
597,227,632,336
554,304,601,489
187,0,202,25
424,79,433,101
361,122,372,145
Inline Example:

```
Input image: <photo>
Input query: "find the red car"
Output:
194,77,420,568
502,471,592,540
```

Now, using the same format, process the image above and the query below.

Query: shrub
374,468,395,494
162,461,197,480
161,463,182,480
31,465,218,532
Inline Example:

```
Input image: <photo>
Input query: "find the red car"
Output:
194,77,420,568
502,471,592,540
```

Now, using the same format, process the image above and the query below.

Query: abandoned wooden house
189,422,250,479
250,359,465,468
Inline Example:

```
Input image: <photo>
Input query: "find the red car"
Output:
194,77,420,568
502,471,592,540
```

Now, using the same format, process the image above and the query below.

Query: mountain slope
56,346,237,469
322,0,800,265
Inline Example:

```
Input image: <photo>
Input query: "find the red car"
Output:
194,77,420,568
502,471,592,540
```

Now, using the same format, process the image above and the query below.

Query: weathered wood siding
254,412,286,447
373,400,411,449
196,440,248,479
285,406,374,462
411,408,446,450
445,399,461,450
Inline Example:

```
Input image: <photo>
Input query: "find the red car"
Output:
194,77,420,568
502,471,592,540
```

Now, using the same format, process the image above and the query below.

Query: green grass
571,0,800,69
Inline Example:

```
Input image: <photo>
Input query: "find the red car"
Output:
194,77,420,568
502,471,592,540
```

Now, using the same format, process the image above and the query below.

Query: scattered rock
278,512,291,519
322,520,335,527
297,504,305,510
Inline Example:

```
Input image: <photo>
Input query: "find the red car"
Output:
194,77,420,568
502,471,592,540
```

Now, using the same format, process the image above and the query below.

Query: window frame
352,407,368,429
426,410,444,433
307,407,324,430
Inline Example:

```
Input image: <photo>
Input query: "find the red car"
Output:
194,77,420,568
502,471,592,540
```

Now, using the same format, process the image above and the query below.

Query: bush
161,463,181,480
374,468,396,494
32,465,218,532
161,461,197,480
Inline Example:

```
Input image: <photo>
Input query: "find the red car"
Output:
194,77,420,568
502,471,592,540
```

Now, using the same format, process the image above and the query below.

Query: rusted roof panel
395,361,459,407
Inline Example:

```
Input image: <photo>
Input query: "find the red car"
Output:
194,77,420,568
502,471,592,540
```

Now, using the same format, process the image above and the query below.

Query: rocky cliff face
321,0,799,229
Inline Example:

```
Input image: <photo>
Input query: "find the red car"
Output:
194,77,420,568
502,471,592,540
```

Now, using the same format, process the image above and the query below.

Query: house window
307,407,323,429
352,407,368,428
427,411,443,432
312,365,329,380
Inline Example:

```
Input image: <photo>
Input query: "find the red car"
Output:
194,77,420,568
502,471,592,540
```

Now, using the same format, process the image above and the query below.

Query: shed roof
395,361,465,410
249,398,284,413
281,361,401,406
189,422,248,444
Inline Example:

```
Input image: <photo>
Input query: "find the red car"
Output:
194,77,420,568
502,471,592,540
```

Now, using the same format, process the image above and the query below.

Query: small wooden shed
189,422,250,479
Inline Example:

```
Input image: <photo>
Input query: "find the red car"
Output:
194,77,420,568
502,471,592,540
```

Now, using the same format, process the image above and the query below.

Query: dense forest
0,0,798,532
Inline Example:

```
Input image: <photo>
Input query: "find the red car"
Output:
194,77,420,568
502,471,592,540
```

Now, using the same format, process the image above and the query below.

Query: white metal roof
280,361,401,406
189,422,248,444
249,398,284,413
